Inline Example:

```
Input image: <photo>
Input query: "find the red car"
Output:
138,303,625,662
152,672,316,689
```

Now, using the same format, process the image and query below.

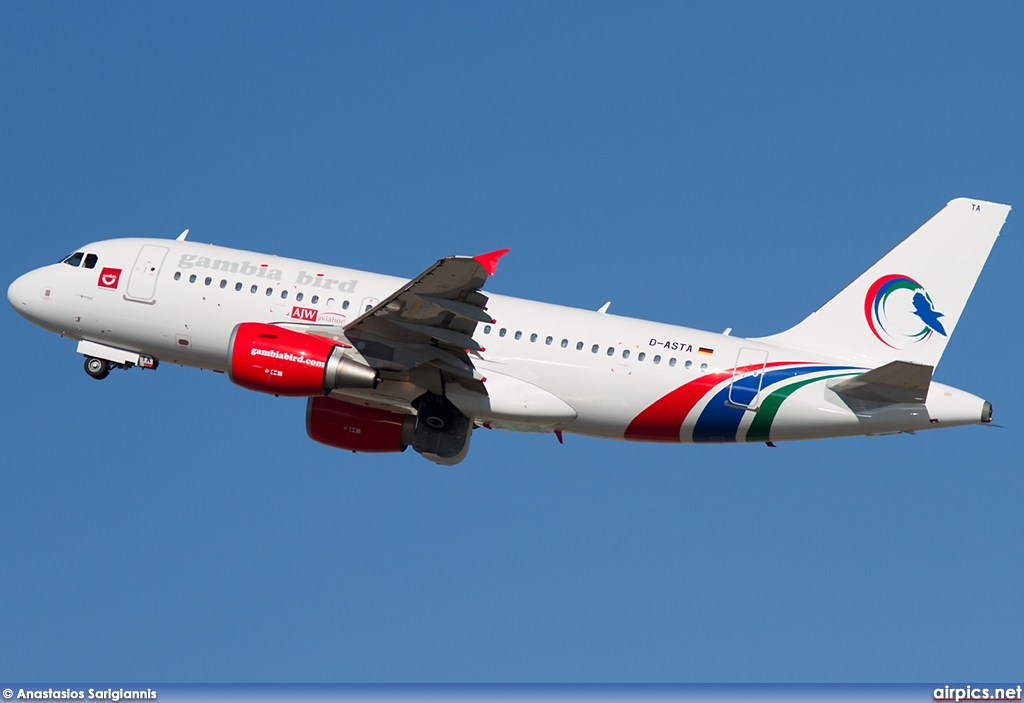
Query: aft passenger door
125,245,169,303
728,347,769,410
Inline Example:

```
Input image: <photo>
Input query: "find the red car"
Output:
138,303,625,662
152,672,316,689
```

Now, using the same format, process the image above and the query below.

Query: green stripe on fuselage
745,372,859,443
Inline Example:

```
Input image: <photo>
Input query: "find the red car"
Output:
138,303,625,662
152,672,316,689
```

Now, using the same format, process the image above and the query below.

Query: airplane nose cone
8,272,33,317
9,274,23,307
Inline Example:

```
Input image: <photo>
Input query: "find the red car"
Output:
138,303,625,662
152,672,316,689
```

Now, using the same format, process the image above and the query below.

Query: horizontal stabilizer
829,360,933,403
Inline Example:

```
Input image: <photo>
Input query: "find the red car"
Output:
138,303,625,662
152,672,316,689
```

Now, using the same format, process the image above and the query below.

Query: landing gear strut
84,356,110,380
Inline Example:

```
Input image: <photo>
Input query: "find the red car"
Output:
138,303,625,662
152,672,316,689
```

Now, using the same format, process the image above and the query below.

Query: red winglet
473,248,510,277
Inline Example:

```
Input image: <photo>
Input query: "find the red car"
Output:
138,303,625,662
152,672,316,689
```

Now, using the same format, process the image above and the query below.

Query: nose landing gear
82,353,157,380
84,356,111,380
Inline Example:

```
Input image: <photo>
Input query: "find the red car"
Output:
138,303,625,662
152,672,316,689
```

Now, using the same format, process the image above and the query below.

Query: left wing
321,249,508,396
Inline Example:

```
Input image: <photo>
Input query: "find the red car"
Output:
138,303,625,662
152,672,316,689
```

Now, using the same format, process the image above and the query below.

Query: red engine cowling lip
228,322,335,396
306,396,411,453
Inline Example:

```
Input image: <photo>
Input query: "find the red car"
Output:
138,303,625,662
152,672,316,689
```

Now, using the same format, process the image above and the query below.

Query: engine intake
228,322,378,396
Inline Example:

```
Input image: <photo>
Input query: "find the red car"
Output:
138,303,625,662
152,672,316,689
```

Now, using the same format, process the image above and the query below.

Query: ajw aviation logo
864,274,947,348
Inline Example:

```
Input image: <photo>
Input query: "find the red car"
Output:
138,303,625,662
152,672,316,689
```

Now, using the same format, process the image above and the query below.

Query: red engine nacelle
228,322,378,396
306,396,415,453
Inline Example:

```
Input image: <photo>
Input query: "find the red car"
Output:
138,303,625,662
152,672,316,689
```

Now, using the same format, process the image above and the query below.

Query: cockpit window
62,252,85,266
83,253,98,269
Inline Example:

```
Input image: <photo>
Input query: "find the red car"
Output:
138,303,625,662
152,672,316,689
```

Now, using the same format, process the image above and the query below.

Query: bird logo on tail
911,291,946,337
864,274,946,348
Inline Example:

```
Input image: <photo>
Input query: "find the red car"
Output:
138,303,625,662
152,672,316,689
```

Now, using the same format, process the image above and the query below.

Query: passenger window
483,325,492,334
174,272,182,281
700,363,708,372
669,358,677,367
561,339,568,348
235,282,242,292
638,352,646,361
515,331,522,340
654,355,661,364
342,300,350,309
530,333,538,343
205,277,212,286
576,341,583,351
327,298,335,307
250,284,258,294
83,254,98,269
311,295,319,304
281,290,288,299
591,344,599,353
685,360,692,370
499,328,507,337
622,350,630,359
220,279,227,289
189,274,197,283
62,252,84,266
265,287,273,296
296,292,303,302
606,347,614,356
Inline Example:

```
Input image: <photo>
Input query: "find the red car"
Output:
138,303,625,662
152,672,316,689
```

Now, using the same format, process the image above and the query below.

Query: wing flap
390,319,483,352
417,294,495,323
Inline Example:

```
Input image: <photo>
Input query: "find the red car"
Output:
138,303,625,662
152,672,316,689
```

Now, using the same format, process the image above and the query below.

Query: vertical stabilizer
756,198,1009,368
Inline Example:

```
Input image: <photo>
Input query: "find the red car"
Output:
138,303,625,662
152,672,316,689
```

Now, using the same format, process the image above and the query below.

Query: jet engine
228,322,378,396
305,394,473,463
306,396,415,453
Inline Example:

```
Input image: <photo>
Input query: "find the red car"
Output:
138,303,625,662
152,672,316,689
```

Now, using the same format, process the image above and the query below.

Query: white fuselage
8,237,990,445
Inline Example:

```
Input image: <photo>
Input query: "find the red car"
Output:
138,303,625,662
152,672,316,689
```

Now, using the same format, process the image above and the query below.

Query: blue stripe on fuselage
691,365,856,443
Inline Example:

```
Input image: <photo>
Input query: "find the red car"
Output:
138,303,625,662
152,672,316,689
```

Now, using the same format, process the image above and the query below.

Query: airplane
6,197,1010,465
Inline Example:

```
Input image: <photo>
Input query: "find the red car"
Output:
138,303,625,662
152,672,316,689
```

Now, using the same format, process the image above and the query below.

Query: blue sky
2,1,1022,683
